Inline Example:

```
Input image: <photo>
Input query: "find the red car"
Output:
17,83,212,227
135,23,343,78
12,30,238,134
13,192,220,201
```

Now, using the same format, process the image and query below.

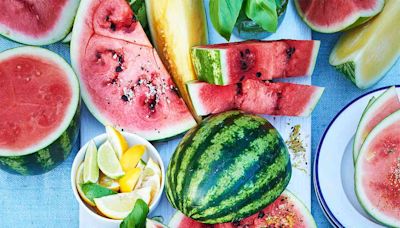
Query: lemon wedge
121,145,146,172
135,158,162,203
94,187,152,219
83,140,99,183
97,141,125,179
99,172,120,191
106,125,128,159
139,175,161,204
119,168,142,193
76,163,96,207
330,0,400,89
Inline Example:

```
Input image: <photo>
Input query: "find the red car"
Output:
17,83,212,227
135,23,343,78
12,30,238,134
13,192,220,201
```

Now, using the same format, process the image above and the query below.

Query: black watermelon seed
256,72,262,78
121,95,128,102
258,211,265,218
132,15,137,22
286,47,296,59
240,61,248,70
115,66,123,72
233,221,241,226
110,23,116,31
239,75,245,81
236,83,243,95
245,48,250,54
240,51,244,57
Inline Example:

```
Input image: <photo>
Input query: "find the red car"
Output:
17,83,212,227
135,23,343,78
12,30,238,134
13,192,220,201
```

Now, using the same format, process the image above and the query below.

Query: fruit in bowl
71,126,165,222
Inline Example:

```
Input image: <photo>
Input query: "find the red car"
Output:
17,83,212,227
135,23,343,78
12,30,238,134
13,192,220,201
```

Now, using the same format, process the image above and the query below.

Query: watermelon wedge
191,40,320,85
0,47,80,175
169,190,316,227
294,0,385,33
355,110,400,227
0,0,80,45
70,0,196,141
187,79,324,117
353,86,400,162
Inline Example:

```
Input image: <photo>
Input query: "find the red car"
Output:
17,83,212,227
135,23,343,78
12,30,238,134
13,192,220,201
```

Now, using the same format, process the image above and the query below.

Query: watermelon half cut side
187,79,324,117
353,86,400,162
169,190,316,227
0,0,80,45
71,0,196,141
191,40,320,85
294,0,385,33
0,47,80,175
355,109,400,227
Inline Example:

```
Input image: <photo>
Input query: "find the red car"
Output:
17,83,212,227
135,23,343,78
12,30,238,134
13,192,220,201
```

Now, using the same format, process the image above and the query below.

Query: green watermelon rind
0,1,79,45
355,109,400,227
166,111,291,224
0,47,80,175
294,0,385,33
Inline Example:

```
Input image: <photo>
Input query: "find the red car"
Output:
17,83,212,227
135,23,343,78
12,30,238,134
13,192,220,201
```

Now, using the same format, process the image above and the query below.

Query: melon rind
0,47,80,175
280,190,317,228
294,0,385,33
168,211,186,228
186,81,211,116
355,109,400,227
299,86,324,117
0,1,80,45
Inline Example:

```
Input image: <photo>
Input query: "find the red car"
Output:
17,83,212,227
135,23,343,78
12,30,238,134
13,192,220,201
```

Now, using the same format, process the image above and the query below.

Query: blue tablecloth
0,31,399,227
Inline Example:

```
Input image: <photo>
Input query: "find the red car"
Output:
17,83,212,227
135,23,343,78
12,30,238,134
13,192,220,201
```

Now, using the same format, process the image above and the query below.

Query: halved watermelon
0,0,80,45
70,0,196,141
353,86,400,162
355,110,400,227
294,0,385,33
0,47,80,175
169,190,316,227
187,79,324,117
191,40,320,85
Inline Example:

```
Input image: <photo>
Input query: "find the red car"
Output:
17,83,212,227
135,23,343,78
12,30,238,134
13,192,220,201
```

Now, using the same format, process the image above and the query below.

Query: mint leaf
209,0,244,41
244,0,278,32
120,199,149,228
80,183,116,203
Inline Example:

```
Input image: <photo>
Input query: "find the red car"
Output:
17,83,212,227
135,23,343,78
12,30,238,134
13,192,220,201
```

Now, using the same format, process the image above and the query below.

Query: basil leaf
244,0,278,32
120,199,149,228
209,0,244,40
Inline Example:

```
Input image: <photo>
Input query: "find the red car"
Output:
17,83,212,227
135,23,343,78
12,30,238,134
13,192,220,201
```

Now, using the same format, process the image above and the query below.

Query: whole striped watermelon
166,111,291,224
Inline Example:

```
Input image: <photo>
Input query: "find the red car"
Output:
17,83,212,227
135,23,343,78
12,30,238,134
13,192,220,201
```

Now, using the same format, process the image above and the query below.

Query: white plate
314,86,399,227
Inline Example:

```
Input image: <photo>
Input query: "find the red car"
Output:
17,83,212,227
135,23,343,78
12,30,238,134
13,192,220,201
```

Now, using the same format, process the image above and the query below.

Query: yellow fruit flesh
119,168,142,193
331,0,400,87
120,144,146,172
106,126,128,159
99,172,120,192
146,0,208,121
76,164,96,207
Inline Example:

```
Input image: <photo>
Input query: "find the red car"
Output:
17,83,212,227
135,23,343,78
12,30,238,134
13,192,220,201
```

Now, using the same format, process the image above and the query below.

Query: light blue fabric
0,33,399,228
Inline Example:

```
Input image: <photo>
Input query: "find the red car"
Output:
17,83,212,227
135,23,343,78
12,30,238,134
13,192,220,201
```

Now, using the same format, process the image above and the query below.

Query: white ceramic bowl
71,132,165,226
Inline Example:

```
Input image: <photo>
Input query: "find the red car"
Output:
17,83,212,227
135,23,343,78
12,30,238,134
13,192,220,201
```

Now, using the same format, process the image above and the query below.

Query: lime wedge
106,125,128,160
97,141,125,179
76,163,96,207
83,140,99,183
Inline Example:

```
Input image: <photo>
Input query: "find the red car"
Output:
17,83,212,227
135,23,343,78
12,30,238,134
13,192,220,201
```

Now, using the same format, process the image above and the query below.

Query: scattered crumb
286,124,308,173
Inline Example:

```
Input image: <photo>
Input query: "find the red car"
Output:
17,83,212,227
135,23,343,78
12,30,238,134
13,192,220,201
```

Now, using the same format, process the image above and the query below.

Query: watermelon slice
353,86,400,162
0,47,80,175
0,0,80,45
191,40,320,85
169,190,316,227
187,79,324,117
294,0,385,33
355,110,400,227
70,0,196,141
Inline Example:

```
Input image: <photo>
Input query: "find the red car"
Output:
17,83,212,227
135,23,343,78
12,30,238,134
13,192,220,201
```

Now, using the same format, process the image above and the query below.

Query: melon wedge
187,79,324,117
355,109,400,227
0,0,80,45
146,0,208,121
294,0,384,33
353,87,400,162
330,0,400,89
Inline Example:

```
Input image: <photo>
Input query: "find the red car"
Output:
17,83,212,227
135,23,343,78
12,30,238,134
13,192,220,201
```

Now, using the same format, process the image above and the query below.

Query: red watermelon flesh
187,79,324,117
71,0,196,141
0,55,71,151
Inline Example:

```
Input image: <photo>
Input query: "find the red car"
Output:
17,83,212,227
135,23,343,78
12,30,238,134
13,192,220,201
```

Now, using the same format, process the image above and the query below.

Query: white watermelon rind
0,0,80,45
299,86,325,117
294,0,385,33
0,46,80,157
355,109,400,227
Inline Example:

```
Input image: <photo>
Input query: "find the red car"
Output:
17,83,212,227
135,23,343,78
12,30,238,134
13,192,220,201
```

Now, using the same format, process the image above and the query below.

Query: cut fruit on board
330,0,400,89
146,0,208,121
294,0,384,33
355,109,400,227
353,86,400,162
169,190,316,227
187,79,324,117
70,0,196,141
191,40,320,85
166,111,291,224
0,46,80,175
0,0,80,45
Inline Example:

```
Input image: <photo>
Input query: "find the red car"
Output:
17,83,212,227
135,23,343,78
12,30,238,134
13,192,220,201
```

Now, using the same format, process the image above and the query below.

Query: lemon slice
135,158,162,203
76,163,96,207
330,0,400,89
137,159,146,169
121,144,146,172
83,140,99,183
99,172,120,191
97,141,125,179
119,167,142,193
94,187,152,219
139,175,161,204
106,125,128,160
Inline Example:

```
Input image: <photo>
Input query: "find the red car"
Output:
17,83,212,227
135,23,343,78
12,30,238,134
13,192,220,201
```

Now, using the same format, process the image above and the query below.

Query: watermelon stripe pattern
166,111,291,224
0,105,80,175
